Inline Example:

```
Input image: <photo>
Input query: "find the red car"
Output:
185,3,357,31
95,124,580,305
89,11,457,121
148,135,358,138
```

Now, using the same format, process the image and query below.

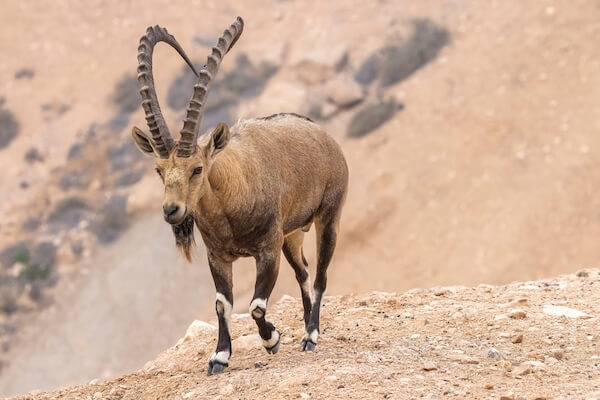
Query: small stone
487,347,504,360
182,392,195,399
254,361,267,368
449,354,479,364
511,333,524,343
423,362,438,371
484,383,494,390
93,392,102,399
513,363,531,376
89,378,100,385
550,349,564,360
433,288,450,296
576,270,589,277
499,360,512,371
527,351,544,361
500,392,515,400
300,392,311,399
541,338,553,345
325,375,338,382
509,309,526,319
543,305,589,319
281,336,293,344
410,334,421,339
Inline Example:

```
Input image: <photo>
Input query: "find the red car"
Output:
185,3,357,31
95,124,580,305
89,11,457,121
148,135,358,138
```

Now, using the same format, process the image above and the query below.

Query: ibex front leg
250,246,282,354
207,256,233,375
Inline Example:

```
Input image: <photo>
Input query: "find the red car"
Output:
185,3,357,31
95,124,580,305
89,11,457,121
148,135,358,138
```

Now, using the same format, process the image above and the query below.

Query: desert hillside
1,0,600,396
11,269,600,400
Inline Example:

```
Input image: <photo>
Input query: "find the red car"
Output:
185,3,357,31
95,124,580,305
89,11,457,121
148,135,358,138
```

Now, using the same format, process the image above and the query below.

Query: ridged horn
177,16,244,157
137,25,198,158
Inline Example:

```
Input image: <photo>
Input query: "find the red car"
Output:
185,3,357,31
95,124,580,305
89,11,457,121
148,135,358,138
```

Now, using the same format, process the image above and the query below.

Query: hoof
266,338,280,354
207,360,228,375
300,339,316,352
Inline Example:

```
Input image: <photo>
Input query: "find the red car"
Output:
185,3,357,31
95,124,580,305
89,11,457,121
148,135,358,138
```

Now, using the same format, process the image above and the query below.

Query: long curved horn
137,26,198,158
177,16,244,158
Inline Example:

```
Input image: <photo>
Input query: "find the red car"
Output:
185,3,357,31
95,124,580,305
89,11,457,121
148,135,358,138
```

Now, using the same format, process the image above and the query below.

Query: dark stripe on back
258,112,313,122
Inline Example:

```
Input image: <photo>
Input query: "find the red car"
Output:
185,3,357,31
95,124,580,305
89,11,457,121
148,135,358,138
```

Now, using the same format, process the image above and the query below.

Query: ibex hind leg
301,196,343,352
282,230,313,330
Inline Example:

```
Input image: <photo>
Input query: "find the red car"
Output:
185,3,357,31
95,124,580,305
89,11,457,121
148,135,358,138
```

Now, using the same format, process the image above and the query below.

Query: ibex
131,17,348,374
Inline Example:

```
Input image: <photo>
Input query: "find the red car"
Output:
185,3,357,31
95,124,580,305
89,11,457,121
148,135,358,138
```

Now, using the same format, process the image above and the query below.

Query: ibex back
131,17,348,375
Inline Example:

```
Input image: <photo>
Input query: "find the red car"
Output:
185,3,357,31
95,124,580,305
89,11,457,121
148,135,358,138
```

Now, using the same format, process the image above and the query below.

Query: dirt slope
10,269,600,400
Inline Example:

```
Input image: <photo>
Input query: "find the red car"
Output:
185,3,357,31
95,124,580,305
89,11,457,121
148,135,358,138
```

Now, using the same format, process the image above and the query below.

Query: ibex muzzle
131,17,348,375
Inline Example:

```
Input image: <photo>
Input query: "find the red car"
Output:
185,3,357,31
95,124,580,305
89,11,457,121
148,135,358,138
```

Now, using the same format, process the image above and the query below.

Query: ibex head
131,17,243,225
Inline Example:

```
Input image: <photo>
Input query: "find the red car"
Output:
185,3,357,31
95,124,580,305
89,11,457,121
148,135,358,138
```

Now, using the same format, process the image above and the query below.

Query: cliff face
14,270,600,400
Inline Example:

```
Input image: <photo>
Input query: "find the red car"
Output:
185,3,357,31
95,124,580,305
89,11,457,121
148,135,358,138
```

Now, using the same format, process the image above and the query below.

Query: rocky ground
11,269,600,400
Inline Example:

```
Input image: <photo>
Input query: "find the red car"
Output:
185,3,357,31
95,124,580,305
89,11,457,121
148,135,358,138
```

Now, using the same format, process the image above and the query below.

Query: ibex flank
131,16,348,375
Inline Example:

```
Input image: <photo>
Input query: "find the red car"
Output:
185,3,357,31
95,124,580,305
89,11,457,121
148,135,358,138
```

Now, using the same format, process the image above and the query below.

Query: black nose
163,204,180,218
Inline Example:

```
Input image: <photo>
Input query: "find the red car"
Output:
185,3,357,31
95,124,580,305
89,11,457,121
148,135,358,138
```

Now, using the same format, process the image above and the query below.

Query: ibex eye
192,166,203,176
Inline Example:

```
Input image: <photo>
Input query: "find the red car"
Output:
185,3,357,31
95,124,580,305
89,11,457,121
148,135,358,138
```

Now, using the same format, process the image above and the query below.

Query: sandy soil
10,269,600,400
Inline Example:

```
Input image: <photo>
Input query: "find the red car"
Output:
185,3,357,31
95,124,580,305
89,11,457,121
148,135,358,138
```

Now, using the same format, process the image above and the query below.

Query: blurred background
1,0,599,396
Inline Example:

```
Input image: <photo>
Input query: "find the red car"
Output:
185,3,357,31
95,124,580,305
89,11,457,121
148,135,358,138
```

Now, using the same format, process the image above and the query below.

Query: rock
543,304,589,319
89,378,100,385
410,333,421,339
181,320,216,343
484,383,494,390
511,333,524,344
324,74,364,108
550,349,564,360
487,347,504,360
93,392,102,399
423,362,438,371
509,309,526,319
300,392,311,399
232,334,263,352
448,354,479,364
500,392,515,400
325,375,338,382
576,270,589,277
512,363,531,376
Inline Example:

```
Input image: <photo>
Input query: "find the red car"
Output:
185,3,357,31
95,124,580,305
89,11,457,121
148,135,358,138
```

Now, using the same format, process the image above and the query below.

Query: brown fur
133,115,348,262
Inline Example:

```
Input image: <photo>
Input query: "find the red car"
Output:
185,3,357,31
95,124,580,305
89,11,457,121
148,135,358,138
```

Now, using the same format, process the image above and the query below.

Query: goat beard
172,213,196,262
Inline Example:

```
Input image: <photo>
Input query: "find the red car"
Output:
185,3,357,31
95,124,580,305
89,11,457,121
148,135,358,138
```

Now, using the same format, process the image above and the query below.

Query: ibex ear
131,126,158,157
205,122,230,159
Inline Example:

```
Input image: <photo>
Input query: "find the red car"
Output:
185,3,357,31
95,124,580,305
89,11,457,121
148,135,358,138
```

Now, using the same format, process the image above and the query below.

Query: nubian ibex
131,17,348,374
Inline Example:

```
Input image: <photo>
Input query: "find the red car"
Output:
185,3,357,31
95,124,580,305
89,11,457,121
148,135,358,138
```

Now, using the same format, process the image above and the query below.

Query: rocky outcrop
13,270,600,400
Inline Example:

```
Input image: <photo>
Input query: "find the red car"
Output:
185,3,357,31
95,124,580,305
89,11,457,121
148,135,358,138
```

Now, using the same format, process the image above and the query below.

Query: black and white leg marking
249,298,280,354
251,249,281,354
207,258,233,375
